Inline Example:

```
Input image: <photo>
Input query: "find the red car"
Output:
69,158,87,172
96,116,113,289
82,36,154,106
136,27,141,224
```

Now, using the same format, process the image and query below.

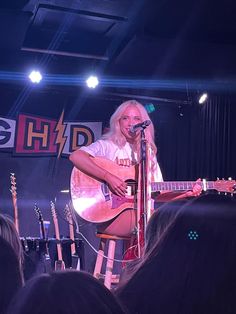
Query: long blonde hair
102,100,157,154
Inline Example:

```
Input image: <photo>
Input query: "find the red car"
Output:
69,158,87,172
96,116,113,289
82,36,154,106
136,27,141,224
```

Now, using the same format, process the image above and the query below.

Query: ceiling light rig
198,93,208,104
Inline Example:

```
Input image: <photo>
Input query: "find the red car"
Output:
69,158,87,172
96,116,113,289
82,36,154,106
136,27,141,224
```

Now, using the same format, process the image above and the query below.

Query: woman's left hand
185,178,202,197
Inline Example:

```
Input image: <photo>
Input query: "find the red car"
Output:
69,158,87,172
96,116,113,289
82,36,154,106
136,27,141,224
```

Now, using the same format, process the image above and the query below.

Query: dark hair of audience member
7,270,126,314
0,214,24,268
145,201,183,254
116,194,236,314
120,201,182,285
0,236,23,314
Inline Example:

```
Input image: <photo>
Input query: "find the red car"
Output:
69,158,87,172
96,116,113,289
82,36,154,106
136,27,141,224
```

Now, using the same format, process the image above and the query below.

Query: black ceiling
0,0,236,118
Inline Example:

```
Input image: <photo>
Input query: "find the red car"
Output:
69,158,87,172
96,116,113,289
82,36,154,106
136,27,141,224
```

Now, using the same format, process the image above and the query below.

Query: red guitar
70,157,236,224
10,173,20,234
50,201,65,271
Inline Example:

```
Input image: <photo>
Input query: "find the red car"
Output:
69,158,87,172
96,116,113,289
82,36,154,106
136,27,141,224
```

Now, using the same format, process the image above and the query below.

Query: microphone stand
139,126,148,249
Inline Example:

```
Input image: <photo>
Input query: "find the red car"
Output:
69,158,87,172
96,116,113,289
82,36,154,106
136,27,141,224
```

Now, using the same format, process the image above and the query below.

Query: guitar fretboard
151,181,215,192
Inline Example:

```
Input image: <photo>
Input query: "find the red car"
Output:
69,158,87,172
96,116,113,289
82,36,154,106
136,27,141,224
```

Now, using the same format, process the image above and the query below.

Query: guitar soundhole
101,180,137,200
101,183,110,201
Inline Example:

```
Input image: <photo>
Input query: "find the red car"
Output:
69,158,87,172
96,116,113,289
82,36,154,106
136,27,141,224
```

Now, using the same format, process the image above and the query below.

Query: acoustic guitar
50,201,65,271
70,157,236,224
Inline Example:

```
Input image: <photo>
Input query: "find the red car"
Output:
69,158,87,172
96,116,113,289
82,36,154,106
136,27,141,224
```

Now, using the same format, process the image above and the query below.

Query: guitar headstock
34,204,44,222
214,178,236,193
64,203,73,224
10,173,17,197
50,201,57,220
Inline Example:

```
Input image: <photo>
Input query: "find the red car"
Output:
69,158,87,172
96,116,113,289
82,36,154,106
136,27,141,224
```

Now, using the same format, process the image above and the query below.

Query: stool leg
104,239,116,289
93,238,106,279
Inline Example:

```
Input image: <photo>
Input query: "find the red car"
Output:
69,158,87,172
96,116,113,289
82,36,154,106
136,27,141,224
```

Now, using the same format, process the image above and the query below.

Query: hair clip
188,230,199,240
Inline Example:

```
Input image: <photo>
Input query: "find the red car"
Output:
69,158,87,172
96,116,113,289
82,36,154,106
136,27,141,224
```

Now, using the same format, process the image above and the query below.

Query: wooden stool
93,233,130,289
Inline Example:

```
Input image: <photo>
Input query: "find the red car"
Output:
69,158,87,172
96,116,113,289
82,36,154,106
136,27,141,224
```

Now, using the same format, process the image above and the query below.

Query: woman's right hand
104,172,127,197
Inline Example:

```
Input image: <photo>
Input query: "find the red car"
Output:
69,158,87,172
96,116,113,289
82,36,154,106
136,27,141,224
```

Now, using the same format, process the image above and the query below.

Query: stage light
28,70,42,83
145,103,155,113
86,75,99,88
60,189,69,193
198,93,208,104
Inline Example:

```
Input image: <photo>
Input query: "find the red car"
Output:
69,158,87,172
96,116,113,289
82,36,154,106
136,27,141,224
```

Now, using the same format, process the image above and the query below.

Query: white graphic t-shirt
80,139,163,182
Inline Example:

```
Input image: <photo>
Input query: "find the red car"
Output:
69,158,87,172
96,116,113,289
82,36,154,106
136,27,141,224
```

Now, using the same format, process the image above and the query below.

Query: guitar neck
69,223,76,255
54,224,63,261
12,198,20,234
51,204,63,261
10,173,20,234
40,221,46,240
151,180,216,192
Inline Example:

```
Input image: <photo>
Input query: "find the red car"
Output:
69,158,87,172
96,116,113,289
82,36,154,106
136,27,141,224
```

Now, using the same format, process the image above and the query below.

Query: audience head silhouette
8,270,126,314
145,200,182,254
0,236,23,314
117,194,236,314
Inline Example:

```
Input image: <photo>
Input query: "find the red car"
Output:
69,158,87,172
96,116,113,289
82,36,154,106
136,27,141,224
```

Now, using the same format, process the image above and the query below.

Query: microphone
130,120,151,133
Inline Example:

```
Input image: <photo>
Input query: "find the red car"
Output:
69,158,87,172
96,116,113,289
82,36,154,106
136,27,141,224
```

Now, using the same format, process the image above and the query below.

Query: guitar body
55,260,65,271
71,157,138,224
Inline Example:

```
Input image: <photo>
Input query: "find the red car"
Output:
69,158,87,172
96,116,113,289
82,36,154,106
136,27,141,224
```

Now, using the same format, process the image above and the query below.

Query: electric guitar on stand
64,203,76,255
64,203,80,270
50,201,65,271
34,204,49,256
10,173,20,234
34,204,46,240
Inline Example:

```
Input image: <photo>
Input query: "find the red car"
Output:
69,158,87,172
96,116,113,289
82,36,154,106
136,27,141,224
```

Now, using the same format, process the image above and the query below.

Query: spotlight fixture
28,70,42,83
198,93,208,104
86,75,99,89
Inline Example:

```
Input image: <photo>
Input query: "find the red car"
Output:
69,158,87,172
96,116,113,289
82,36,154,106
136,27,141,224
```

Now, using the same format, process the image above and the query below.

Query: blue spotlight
28,70,42,83
86,75,99,89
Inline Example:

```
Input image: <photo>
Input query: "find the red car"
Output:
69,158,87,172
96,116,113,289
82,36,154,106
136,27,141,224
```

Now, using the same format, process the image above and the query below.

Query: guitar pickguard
111,194,134,209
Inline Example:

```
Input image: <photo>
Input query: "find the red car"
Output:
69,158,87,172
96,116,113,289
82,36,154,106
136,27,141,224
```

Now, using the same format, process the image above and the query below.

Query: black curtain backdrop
156,95,235,181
